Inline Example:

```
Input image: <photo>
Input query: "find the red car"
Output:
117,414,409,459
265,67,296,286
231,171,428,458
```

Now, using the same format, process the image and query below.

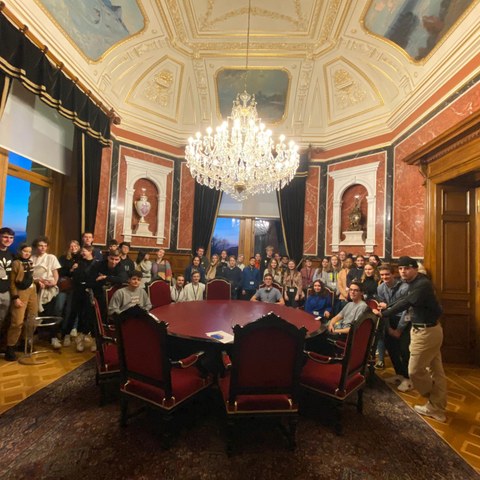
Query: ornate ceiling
4,0,480,155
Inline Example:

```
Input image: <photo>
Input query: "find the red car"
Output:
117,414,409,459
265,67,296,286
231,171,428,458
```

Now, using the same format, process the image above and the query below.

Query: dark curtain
0,72,12,119
192,183,222,253
277,152,309,265
0,13,110,145
74,128,103,234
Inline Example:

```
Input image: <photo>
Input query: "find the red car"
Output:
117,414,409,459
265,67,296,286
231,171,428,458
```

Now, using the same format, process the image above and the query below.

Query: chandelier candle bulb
185,89,299,201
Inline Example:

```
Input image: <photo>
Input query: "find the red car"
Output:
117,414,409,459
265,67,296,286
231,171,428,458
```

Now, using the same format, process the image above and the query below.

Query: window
211,217,240,256
210,192,286,258
1,151,54,252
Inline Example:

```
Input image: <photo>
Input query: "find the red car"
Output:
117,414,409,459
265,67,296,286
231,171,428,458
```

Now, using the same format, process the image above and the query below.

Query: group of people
0,230,447,422
171,245,447,423
0,229,153,360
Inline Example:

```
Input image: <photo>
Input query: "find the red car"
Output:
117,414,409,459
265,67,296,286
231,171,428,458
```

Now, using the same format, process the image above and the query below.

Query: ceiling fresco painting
216,69,290,123
364,0,473,61
38,0,144,60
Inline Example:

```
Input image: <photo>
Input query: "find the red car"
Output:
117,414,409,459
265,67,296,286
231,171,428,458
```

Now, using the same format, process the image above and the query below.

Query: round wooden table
151,300,324,343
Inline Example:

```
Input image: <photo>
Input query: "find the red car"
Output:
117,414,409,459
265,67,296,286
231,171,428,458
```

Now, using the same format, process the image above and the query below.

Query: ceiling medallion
185,1,299,201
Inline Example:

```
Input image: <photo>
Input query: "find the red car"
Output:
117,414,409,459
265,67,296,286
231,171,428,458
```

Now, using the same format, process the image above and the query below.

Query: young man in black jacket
375,256,447,423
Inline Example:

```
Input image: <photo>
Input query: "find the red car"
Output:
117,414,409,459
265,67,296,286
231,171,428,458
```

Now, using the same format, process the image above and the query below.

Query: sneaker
51,337,62,349
397,379,414,392
414,403,447,423
63,335,71,347
70,328,78,338
76,333,85,353
83,334,93,347
374,361,385,370
384,374,404,385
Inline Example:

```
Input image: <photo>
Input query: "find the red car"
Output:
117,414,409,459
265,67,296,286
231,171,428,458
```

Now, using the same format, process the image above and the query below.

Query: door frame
403,110,480,364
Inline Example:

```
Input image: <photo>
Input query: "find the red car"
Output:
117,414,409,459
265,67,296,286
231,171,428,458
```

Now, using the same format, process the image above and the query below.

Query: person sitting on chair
108,270,152,316
250,273,285,304
183,271,205,301
309,280,368,356
304,280,333,321
170,275,187,303
326,280,368,336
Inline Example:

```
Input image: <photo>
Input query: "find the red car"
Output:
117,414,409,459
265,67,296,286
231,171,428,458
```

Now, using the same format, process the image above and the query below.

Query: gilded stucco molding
144,70,174,107
294,59,314,127
333,69,367,110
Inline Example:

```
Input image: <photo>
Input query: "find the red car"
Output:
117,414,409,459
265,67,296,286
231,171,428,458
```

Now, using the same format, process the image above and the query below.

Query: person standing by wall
0,227,15,345
5,243,38,361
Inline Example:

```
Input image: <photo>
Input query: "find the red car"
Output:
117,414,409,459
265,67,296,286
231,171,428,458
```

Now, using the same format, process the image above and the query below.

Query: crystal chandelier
185,1,299,201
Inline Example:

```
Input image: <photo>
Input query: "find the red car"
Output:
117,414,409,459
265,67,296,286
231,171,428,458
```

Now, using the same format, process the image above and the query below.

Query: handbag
58,276,74,292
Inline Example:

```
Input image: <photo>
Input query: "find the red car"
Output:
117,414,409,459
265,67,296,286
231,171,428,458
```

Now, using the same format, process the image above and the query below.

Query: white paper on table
205,330,234,344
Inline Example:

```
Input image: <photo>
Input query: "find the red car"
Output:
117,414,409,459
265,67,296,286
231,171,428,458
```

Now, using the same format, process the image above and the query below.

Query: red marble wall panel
177,163,195,250
303,166,320,255
94,146,112,246
340,185,368,240
392,158,425,258
132,179,158,233
115,146,174,249
326,152,386,257
395,82,480,163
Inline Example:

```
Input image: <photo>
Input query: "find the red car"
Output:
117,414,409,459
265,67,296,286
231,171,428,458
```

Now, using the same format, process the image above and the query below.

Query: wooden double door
435,183,480,363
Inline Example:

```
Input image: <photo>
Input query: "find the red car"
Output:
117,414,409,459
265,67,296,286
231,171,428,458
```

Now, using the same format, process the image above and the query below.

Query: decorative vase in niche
134,188,152,236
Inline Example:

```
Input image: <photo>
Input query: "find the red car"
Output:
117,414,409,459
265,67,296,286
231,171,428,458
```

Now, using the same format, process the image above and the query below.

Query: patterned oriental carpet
0,360,478,480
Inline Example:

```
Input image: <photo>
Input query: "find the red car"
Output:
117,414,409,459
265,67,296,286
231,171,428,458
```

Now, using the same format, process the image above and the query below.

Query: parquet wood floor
0,341,93,415
378,363,480,474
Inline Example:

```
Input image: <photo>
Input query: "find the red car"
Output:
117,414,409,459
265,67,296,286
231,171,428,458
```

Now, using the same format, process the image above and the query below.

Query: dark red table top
151,300,324,343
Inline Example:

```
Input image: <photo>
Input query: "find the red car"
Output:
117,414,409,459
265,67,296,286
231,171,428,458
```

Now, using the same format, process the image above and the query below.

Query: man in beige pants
376,256,447,423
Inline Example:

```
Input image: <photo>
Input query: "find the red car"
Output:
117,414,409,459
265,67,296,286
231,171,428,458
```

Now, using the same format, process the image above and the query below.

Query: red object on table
151,300,324,343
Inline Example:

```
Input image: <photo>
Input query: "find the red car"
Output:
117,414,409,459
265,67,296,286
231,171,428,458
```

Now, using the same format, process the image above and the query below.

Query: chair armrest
304,350,343,364
171,351,205,369
102,336,117,345
327,337,346,350
221,351,232,370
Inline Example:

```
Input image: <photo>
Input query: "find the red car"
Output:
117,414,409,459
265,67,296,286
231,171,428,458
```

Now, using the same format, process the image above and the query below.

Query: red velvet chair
206,278,231,300
219,312,306,453
366,298,380,311
105,284,123,307
115,309,213,446
147,279,172,308
300,312,376,435
88,289,120,405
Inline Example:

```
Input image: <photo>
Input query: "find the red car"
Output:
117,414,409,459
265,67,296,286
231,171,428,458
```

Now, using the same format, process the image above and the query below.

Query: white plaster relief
329,162,380,252
123,156,172,245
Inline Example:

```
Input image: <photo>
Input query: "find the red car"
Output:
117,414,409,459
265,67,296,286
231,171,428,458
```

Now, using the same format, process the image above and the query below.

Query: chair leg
160,414,174,450
334,402,344,436
287,416,298,450
120,396,128,427
357,389,364,414
226,417,235,456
